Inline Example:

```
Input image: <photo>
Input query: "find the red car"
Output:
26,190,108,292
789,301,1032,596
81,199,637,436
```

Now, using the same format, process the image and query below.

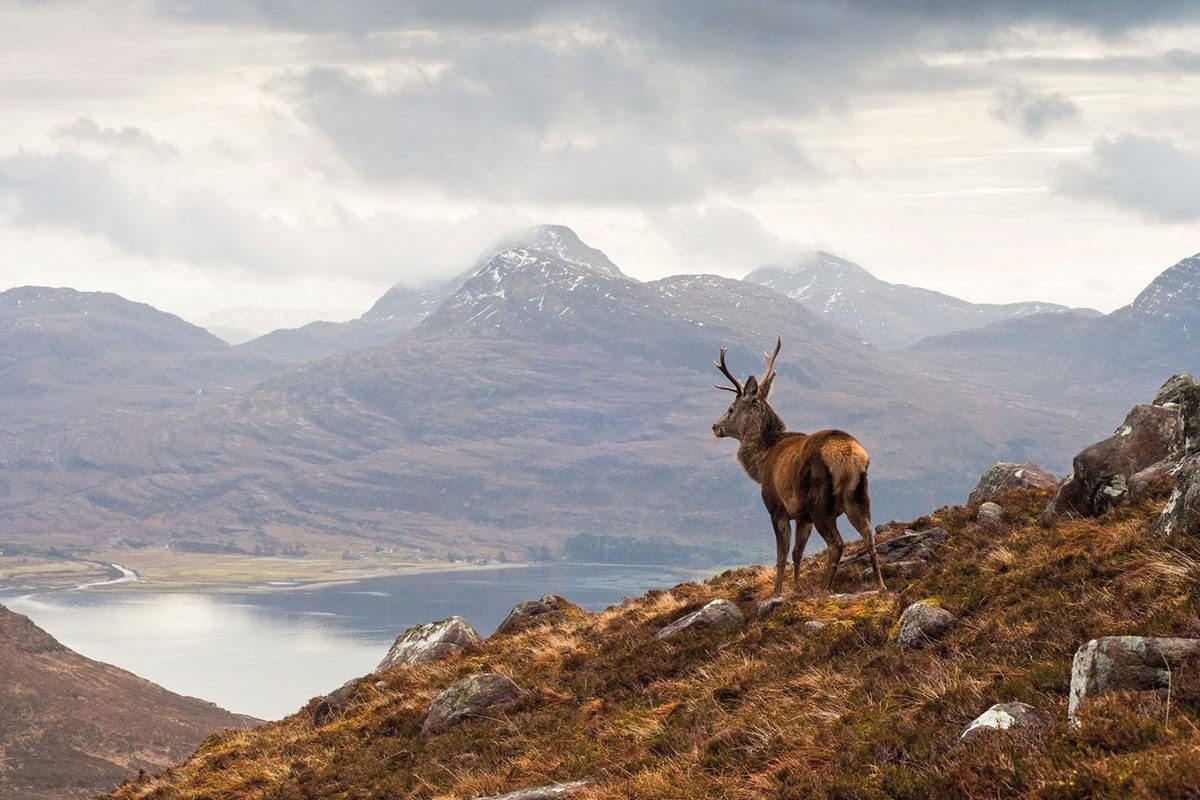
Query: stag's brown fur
713,340,886,595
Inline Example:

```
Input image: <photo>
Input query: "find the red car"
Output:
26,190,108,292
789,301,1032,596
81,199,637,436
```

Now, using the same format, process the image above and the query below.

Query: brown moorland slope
103,483,1200,800
0,605,258,800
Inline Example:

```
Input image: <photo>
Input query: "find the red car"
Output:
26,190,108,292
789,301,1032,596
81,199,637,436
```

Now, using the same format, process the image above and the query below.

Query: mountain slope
0,604,256,800
100,485,1200,800
0,287,279,426
746,252,1094,349
0,242,1097,558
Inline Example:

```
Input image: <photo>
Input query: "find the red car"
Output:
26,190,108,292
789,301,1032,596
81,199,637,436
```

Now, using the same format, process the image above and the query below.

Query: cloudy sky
1,1,1199,321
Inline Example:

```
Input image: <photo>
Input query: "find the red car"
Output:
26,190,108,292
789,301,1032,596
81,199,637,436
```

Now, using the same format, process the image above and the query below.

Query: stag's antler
761,337,781,384
714,347,743,395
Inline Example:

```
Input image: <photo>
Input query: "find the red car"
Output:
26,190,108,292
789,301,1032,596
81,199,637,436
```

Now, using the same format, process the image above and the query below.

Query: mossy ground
103,486,1200,799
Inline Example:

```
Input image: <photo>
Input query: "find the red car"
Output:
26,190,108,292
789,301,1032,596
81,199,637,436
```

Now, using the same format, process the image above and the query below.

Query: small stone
657,599,745,640
895,602,957,648
803,620,826,634
756,596,787,620
960,702,1037,742
377,616,481,671
976,502,1003,524
312,678,359,726
474,781,588,800
422,673,523,735
495,595,568,636
1069,636,1200,724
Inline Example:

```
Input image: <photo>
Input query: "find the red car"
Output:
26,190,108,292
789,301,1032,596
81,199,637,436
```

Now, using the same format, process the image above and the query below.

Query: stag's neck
735,415,788,485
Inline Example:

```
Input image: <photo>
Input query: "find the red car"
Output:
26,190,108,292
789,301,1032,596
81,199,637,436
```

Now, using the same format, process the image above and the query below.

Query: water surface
3,563,696,719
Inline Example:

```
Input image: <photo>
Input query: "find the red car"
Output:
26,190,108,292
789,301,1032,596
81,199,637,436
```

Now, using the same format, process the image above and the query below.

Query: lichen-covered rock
1155,373,1200,457
756,596,787,620
421,673,523,735
1045,403,1183,518
495,595,567,635
1155,454,1200,538
960,702,1037,742
968,462,1058,506
895,602,957,648
1068,636,1200,723
377,616,480,671
657,599,745,640
976,502,1003,524
862,559,924,581
312,678,359,726
475,782,588,800
1129,460,1178,498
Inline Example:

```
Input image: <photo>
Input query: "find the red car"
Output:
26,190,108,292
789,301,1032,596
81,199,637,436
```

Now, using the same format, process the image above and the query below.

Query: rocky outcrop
475,781,588,800
495,595,567,635
976,502,1003,524
422,673,524,735
1156,455,1200,537
657,599,745,640
960,702,1037,742
1155,374,1200,454
377,616,481,671
968,462,1057,506
848,527,948,580
895,602,957,648
1068,636,1200,723
313,678,360,726
1045,401,1183,519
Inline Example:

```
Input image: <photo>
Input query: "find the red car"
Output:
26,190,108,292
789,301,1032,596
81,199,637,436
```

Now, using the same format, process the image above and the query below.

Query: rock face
1045,402,1183,518
1068,636,1200,723
1156,455,1200,537
377,616,481,671
976,502,1003,524
968,462,1058,506
657,599,745,640
848,527,948,580
960,702,1037,742
313,678,360,726
1155,374,1200,454
495,595,567,635
421,673,524,735
475,781,588,800
895,602,957,648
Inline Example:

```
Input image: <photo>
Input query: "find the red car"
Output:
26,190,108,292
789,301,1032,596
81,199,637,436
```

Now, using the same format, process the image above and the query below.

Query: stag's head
711,338,781,440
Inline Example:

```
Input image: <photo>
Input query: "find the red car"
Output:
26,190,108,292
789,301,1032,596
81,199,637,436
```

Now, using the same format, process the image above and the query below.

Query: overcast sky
1,1,1199,320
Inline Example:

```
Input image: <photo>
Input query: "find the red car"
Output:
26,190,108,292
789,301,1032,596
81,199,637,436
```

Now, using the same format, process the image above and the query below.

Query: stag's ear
743,375,759,396
759,372,775,398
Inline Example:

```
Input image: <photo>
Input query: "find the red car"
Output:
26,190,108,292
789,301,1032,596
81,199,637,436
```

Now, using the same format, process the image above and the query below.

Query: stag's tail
821,434,871,502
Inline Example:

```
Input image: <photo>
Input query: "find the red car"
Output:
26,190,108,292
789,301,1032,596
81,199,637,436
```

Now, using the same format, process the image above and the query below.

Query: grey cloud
1056,134,1200,223
52,118,178,156
991,87,1080,137
0,151,524,284
651,206,799,273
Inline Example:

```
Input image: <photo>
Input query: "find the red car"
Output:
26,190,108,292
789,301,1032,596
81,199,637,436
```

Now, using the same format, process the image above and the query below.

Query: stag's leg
811,511,844,593
845,504,887,592
791,521,813,592
770,512,791,596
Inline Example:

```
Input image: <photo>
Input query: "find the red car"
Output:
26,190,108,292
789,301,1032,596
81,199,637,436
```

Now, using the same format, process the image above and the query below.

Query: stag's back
762,429,870,515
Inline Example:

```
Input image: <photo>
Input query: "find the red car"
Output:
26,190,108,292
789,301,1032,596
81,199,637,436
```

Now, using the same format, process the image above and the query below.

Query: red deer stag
712,339,886,596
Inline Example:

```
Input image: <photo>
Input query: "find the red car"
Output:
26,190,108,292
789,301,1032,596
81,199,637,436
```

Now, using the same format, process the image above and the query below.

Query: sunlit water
2,564,697,720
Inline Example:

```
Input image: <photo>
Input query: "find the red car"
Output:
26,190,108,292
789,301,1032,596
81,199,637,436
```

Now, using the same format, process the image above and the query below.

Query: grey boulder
968,462,1058,506
475,781,588,800
377,616,481,671
895,602,957,648
495,595,567,635
421,673,524,735
756,596,788,620
312,678,360,726
976,502,1003,524
657,599,745,640
1069,636,1200,724
1156,454,1200,538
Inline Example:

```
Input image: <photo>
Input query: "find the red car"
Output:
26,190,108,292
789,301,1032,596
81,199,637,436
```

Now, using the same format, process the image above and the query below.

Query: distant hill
746,251,1097,349
192,307,357,345
0,237,1097,558
0,287,279,426
0,604,255,800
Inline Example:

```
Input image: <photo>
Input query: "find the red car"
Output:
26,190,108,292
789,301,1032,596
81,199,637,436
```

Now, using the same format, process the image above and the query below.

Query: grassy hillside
103,485,1200,799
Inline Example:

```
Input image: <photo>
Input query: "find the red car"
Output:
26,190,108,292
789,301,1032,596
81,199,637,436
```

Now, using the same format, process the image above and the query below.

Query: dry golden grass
101,485,1200,800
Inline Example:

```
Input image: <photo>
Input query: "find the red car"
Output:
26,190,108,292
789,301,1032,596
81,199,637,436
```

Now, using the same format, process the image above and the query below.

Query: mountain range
1,228,1197,563
0,604,254,800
